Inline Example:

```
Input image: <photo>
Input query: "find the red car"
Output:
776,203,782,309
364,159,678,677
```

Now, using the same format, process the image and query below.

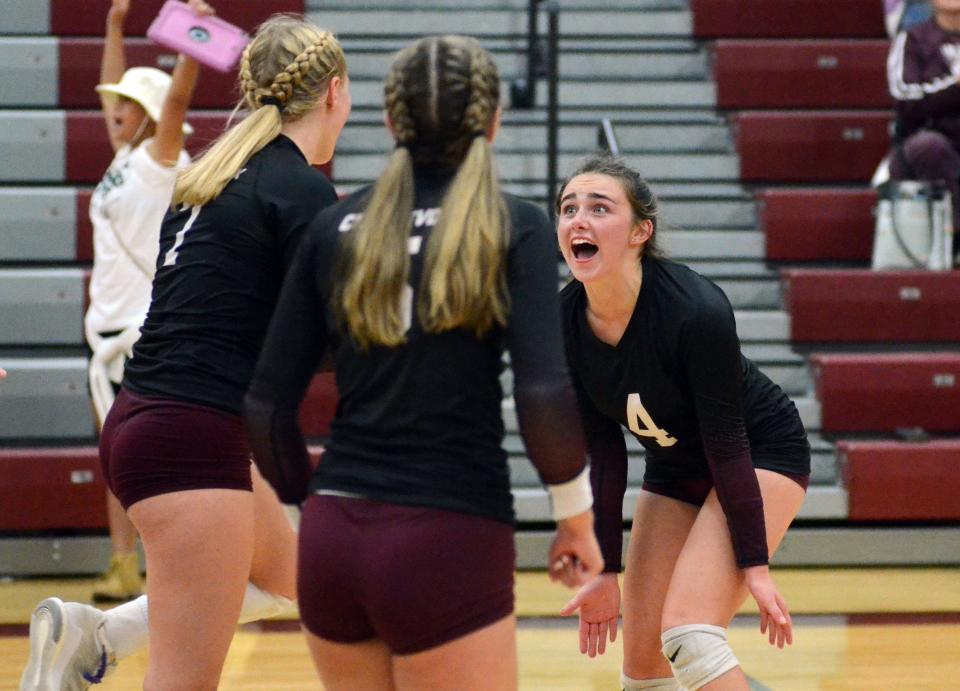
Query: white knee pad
660,624,739,691
237,582,295,624
620,671,682,690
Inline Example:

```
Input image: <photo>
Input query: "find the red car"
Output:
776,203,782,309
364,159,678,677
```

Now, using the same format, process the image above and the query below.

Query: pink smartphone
147,0,249,73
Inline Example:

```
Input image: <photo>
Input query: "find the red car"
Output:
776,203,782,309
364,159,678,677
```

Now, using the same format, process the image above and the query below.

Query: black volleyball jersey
561,256,809,569
245,169,589,520
124,135,338,413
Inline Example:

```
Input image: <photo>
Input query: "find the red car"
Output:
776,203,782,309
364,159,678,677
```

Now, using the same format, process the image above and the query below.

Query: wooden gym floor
0,568,958,689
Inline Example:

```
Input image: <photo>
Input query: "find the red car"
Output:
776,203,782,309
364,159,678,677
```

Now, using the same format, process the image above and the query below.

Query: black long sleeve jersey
124,136,338,413
244,169,589,519
560,256,810,570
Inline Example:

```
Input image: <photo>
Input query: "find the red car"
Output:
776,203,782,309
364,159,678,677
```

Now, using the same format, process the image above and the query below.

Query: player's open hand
744,565,793,648
559,573,620,657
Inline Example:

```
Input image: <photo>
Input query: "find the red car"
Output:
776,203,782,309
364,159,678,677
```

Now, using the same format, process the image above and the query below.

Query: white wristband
548,465,593,521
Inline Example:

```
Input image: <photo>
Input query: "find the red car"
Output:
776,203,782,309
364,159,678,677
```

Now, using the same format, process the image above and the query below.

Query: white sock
237,582,295,624
101,582,294,659
102,596,149,660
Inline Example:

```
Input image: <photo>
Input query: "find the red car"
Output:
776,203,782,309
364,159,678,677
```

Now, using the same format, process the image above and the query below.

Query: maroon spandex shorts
99,387,253,509
297,494,516,655
642,470,809,506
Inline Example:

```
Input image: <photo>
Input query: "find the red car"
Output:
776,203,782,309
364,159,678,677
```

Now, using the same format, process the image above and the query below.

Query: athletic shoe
19,597,116,690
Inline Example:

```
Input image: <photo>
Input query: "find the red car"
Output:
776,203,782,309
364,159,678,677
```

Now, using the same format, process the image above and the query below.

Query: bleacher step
513,484,847,523
314,0,688,9
337,121,732,155
305,9,693,38
516,525,960,569
0,357,93,440
0,270,84,345
334,152,738,184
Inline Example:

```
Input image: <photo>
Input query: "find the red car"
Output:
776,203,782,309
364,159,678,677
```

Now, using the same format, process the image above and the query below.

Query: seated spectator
886,0,960,265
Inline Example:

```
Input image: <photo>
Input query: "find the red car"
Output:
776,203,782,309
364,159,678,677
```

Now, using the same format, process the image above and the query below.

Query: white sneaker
19,597,117,691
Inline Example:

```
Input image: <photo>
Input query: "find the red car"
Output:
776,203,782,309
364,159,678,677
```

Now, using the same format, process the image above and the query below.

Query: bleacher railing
598,118,621,156
511,0,560,216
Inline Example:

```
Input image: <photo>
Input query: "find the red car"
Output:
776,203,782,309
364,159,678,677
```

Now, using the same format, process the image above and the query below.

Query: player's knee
660,624,739,691
620,671,681,690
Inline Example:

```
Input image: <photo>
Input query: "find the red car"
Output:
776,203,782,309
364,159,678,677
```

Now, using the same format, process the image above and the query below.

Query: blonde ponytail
419,136,509,335
172,16,346,208
338,36,508,349
173,106,281,207
337,147,416,349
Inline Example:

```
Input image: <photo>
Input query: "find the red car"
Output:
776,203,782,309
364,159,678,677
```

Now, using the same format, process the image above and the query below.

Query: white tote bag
872,180,954,271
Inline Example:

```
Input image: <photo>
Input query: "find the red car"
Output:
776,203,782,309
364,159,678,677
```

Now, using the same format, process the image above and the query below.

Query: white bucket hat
96,66,194,135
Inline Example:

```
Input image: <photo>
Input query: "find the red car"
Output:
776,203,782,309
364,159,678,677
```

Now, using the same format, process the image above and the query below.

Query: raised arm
147,0,214,166
100,0,129,150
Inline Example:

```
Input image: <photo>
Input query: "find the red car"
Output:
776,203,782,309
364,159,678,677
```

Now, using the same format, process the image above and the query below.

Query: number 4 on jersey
626,393,677,448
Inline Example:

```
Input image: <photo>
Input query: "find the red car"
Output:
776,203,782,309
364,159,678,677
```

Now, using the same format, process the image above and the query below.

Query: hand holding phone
147,0,249,73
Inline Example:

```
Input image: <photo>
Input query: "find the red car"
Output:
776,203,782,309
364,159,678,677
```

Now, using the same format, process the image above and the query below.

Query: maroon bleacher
299,373,338,438
760,189,875,262
66,110,231,183
51,0,304,37
0,374,334,530
783,270,960,342
715,40,890,109
0,447,107,530
691,0,886,39
67,112,333,184
839,440,960,521
811,353,960,433
736,111,892,182
0,443,327,531
76,189,94,263
60,39,241,109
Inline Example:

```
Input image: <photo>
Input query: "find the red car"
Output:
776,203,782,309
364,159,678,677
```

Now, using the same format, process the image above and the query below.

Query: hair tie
260,96,285,111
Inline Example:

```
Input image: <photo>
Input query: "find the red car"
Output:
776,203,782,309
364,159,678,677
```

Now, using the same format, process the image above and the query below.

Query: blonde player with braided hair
244,35,603,691
20,14,349,691
173,16,344,207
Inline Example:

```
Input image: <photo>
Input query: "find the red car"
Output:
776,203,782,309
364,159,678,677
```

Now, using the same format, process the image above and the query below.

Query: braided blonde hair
173,15,346,207
337,35,508,349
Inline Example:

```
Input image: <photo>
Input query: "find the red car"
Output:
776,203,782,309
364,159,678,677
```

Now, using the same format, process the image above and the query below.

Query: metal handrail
509,0,560,216
510,0,546,110
525,0,544,108
545,1,559,214
598,118,621,157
